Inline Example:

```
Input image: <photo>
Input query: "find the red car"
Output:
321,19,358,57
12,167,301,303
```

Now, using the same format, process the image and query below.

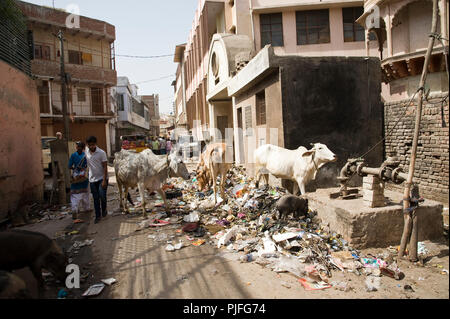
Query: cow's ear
302,151,315,157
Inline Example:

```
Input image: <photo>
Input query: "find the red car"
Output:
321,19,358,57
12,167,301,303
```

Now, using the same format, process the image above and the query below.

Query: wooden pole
58,30,71,141
398,0,439,261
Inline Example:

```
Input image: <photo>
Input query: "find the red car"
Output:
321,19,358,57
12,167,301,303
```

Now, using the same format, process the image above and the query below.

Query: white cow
254,143,337,195
114,149,190,217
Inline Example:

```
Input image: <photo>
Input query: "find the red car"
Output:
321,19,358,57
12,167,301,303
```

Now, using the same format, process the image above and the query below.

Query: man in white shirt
86,136,108,224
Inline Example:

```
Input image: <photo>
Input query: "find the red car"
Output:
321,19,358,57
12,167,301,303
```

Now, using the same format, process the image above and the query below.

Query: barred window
343,7,365,42
296,9,330,45
256,91,266,126
68,50,82,65
34,44,51,60
77,89,86,102
260,13,284,47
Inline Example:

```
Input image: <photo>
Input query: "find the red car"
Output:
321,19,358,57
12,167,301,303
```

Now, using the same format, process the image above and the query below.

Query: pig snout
42,242,68,282
294,198,309,218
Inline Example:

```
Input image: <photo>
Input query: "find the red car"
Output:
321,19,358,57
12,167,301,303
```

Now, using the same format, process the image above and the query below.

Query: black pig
276,195,309,220
0,230,68,291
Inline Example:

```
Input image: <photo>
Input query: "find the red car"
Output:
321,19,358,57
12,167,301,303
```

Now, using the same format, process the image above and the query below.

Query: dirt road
17,165,449,299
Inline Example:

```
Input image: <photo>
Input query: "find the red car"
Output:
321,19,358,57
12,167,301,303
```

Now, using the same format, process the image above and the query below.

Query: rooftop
16,0,116,41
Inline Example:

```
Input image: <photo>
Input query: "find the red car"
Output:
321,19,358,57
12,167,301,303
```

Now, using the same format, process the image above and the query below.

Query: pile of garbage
140,165,415,291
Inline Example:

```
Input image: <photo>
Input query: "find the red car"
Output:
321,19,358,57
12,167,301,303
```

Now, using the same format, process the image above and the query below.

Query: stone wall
384,93,449,204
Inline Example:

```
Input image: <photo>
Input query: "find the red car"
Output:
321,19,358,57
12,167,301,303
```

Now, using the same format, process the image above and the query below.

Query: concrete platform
305,187,444,249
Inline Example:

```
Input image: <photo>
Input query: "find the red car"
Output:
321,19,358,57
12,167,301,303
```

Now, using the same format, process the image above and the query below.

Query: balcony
31,59,117,86
381,46,448,83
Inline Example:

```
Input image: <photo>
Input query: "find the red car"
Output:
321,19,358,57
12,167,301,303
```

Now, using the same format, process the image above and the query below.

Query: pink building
175,0,381,140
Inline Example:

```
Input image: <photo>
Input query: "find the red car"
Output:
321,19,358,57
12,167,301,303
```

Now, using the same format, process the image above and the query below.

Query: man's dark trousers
90,179,107,219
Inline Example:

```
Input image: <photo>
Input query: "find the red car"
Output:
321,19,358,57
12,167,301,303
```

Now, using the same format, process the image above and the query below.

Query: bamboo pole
398,0,439,261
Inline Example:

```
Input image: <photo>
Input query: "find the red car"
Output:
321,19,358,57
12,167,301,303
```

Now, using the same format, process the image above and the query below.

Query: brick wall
384,93,449,204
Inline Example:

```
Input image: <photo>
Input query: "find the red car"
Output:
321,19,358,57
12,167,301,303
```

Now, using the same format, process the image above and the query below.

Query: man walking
159,137,167,155
152,137,160,155
68,141,90,220
85,136,108,224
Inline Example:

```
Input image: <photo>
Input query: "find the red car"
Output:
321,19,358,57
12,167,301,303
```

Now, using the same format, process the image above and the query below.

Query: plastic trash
417,242,429,256
380,263,404,280
361,258,388,269
217,226,242,248
184,211,200,223
174,242,184,250
232,184,246,198
258,232,277,257
269,255,306,277
101,278,117,286
365,276,381,292
82,283,105,297
239,253,255,263
272,232,298,243
299,278,332,291
192,239,205,246
166,244,175,252
57,289,68,299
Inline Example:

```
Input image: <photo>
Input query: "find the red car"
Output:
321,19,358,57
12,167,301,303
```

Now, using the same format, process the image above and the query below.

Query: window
82,52,92,64
67,87,72,103
260,13,284,47
256,91,266,125
237,107,243,129
68,50,82,65
34,44,51,60
245,106,253,136
118,94,125,111
91,88,104,114
296,9,330,45
343,7,365,42
38,81,50,114
77,89,86,102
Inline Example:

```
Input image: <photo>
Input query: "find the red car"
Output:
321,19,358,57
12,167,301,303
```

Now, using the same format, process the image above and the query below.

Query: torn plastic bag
217,226,243,248
269,256,307,278
258,232,277,257
272,232,298,243
184,211,200,223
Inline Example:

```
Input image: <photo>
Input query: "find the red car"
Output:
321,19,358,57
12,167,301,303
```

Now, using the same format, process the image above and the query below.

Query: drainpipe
249,0,256,52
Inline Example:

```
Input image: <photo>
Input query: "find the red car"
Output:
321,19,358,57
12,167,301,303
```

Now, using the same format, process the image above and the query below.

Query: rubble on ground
133,164,427,291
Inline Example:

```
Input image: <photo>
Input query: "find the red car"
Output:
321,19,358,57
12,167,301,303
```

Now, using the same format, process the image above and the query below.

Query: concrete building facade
115,77,151,145
16,0,117,155
358,0,449,203
141,95,161,137
173,44,188,132
172,0,385,191
174,0,381,136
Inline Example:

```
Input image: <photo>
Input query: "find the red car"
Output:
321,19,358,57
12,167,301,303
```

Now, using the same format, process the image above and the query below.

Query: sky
23,0,198,115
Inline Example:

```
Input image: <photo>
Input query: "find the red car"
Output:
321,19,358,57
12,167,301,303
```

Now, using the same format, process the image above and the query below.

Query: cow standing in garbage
254,143,337,195
114,149,190,216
